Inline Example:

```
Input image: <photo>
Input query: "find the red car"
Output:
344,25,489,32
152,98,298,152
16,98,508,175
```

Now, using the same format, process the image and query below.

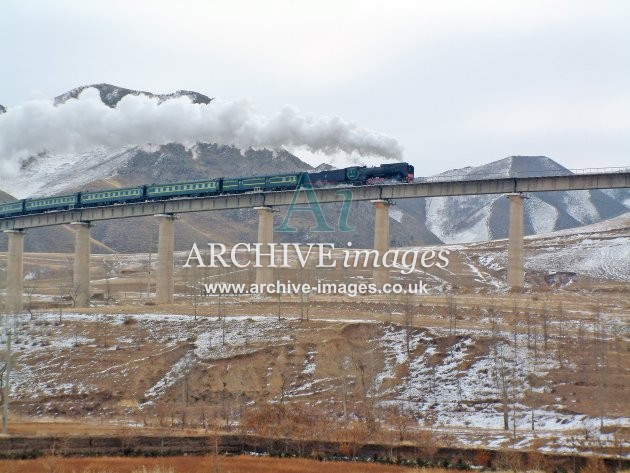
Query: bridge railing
415,166,630,184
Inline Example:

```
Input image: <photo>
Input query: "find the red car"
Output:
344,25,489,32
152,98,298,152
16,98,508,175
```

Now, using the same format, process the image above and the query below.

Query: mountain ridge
1,85,628,253
54,83,212,108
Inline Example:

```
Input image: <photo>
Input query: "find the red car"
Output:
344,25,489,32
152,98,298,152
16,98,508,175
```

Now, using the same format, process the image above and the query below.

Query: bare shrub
580,457,608,473
495,449,525,472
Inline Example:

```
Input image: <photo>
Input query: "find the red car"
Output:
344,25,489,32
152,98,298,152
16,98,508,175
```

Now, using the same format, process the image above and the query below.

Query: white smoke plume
0,87,403,177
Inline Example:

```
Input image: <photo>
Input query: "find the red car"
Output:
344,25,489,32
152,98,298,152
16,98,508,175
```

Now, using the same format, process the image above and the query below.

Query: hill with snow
414,156,629,243
0,85,628,253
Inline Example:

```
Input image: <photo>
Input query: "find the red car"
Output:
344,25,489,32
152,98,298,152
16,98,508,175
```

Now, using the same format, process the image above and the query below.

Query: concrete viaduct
2,171,629,312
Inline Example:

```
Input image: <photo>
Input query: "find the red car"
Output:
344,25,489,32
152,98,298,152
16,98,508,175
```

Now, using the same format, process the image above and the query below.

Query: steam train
0,162,414,218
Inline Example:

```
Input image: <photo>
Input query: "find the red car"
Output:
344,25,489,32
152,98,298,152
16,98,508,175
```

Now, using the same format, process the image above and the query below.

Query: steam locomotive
0,162,414,218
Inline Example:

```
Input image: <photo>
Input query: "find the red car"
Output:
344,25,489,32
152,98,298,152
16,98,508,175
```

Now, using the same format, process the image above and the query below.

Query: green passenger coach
0,202,24,217
81,187,145,205
223,172,304,192
146,179,220,199
24,194,79,212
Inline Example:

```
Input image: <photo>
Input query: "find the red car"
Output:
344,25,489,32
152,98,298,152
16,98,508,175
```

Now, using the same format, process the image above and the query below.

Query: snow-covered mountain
54,83,212,108
0,85,628,252
413,156,629,243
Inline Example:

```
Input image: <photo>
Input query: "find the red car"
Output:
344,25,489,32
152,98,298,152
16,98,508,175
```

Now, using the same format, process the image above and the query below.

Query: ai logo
276,174,355,233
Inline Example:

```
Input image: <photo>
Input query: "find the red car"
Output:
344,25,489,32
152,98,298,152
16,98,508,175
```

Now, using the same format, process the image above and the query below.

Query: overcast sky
1,0,629,175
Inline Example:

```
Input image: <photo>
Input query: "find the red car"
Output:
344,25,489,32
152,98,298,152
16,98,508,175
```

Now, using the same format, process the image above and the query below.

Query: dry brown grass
0,454,434,473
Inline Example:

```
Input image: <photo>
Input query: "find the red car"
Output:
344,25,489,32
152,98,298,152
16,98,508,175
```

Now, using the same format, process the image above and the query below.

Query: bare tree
447,295,457,337
541,302,549,351
495,344,511,431
403,296,415,356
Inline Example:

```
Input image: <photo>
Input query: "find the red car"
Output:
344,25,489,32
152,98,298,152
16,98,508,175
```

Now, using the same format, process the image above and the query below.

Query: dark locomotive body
0,162,414,219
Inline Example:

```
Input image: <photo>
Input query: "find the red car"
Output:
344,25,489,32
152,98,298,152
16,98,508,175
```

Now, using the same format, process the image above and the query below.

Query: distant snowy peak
0,104,6,114
436,156,571,179
421,155,628,244
312,163,335,172
54,83,213,108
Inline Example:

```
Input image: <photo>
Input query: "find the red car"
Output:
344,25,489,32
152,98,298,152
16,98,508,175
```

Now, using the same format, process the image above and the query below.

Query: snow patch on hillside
426,196,494,243
526,197,559,233
3,147,137,198
527,236,630,281
562,191,600,223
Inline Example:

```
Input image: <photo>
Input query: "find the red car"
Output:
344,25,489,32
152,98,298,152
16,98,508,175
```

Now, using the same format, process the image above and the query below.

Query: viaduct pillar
507,193,525,291
255,206,274,286
371,199,391,288
71,222,91,307
4,230,26,313
155,214,176,304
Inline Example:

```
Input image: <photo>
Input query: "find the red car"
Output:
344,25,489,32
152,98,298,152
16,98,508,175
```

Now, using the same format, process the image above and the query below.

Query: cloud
0,88,402,177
